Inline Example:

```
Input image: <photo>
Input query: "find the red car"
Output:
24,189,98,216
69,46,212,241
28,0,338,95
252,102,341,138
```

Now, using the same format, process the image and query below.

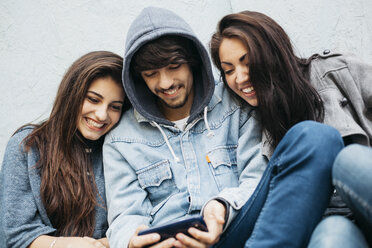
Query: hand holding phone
138,215,208,242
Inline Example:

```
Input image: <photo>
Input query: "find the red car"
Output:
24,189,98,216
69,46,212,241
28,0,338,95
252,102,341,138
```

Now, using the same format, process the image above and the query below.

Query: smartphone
138,215,208,241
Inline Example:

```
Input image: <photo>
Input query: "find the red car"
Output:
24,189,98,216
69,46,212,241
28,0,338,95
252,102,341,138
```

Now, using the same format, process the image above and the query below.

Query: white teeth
86,118,104,128
164,88,177,95
242,86,254,93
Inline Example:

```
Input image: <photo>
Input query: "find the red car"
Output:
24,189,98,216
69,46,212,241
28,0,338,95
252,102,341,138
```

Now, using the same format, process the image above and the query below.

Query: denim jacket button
323,49,330,55
340,97,348,107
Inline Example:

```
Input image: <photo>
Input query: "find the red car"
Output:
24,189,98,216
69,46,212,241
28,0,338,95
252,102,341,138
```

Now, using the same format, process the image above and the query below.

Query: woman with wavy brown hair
0,51,130,248
210,10,372,247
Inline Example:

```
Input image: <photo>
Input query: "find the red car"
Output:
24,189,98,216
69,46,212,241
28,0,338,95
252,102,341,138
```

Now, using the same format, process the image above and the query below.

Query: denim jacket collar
133,92,222,127
132,92,223,164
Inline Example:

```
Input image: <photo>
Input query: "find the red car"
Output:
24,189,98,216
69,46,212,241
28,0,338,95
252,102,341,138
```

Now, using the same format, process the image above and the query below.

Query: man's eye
143,71,156,77
169,64,181,70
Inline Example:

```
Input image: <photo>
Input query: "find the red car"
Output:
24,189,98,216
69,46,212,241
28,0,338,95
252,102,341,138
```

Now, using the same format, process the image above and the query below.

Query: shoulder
208,80,256,126
211,80,248,110
13,125,34,139
4,126,34,154
1,126,37,181
309,50,347,75
109,107,137,132
105,107,159,143
309,50,372,90
309,49,368,77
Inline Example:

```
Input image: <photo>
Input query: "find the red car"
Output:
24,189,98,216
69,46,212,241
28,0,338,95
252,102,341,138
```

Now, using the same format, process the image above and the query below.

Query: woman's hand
98,237,110,247
128,225,176,248
55,237,108,248
29,235,108,248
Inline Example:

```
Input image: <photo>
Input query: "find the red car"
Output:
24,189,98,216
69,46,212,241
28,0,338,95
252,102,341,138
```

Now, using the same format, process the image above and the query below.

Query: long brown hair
23,51,127,236
210,11,324,147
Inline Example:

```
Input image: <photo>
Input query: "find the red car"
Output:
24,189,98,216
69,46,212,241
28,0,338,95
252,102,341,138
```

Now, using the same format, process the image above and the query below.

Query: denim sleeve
213,110,268,224
0,130,55,248
344,54,372,109
103,134,152,248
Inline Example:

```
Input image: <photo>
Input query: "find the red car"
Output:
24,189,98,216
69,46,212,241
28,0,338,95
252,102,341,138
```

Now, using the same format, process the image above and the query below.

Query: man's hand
129,225,176,248
174,200,226,248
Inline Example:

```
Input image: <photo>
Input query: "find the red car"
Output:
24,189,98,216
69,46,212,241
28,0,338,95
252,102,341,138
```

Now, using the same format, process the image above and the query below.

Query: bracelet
49,238,58,248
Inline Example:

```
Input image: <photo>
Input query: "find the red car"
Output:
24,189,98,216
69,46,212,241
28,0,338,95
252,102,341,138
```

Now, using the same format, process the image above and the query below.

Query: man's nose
158,71,174,89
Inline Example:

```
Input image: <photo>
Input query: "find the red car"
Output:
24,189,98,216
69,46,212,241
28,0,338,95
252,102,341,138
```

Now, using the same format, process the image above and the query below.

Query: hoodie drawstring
151,107,213,164
203,106,215,138
152,121,180,163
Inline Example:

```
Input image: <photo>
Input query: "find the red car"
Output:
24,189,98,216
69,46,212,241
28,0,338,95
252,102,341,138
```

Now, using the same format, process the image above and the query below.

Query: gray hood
122,7,215,126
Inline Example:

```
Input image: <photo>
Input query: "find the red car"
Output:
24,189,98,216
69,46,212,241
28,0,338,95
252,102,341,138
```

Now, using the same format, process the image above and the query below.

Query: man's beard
160,93,189,109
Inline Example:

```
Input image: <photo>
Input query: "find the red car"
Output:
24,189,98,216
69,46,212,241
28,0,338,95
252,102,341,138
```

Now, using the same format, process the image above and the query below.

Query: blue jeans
333,144,372,245
214,121,344,248
308,216,368,248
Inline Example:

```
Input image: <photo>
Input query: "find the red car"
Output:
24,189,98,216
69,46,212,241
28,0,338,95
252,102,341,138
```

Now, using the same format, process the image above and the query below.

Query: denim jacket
262,50,372,158
103,7,268,247
103,81,267,247
0,127,108,248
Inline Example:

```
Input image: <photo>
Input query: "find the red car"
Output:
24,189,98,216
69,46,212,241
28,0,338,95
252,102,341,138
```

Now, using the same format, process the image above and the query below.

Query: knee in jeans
317,216,354,231
309,216,365,248
333,144,371,181
289,121,342,149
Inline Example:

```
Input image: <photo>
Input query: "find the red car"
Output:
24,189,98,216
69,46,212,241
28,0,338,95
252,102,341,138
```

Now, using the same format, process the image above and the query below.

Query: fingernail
152,234,160,240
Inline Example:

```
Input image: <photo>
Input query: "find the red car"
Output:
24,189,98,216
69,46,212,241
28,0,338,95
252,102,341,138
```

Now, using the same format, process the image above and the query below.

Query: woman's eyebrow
221,53,248,65
221,61,232,65
87,91,103,98
88,91,124,104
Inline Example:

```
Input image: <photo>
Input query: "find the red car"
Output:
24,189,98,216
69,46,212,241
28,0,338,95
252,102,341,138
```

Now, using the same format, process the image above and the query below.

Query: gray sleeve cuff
201,197,234,233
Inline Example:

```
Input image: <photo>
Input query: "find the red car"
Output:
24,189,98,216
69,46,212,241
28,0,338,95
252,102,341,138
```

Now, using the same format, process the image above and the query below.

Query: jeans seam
334,178,372,218
245,168,277,247
216,163,273,248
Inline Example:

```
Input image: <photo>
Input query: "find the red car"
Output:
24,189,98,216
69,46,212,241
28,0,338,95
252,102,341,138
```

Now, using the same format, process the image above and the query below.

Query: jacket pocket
319,86,368,144
136,160,179,207
207,146,239,191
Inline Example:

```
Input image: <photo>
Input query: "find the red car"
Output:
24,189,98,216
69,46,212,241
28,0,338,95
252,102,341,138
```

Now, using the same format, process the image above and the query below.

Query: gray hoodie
103,6,266,248
122,6,215,125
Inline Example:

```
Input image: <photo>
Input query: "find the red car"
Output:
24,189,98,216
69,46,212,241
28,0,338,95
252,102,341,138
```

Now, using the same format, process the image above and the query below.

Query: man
103,6,265,248
103,7,343,248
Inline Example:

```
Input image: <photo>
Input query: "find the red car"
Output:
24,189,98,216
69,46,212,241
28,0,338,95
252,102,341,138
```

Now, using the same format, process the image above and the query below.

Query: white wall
1,0,371,164
232,0,372,59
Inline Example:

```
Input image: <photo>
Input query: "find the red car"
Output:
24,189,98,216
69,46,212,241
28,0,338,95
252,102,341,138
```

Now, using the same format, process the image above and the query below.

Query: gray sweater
262,50,372,157
0,126,108,248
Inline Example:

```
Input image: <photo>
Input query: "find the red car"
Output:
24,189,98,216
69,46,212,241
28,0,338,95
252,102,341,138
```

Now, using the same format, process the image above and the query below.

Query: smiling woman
218,37,257,107
210,10,372,247
78,77,125,141
0,51,130,248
